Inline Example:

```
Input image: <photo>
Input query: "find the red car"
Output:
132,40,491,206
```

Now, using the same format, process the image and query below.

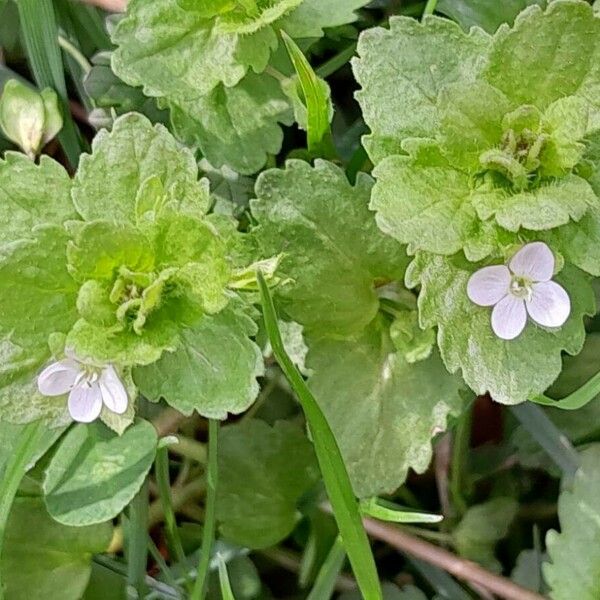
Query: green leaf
279,0,370,38
169,72,293,175
484,1,600,111
72,112,210,224
0,498,112,600
409,252,595,404
437,0,545,33
43,420,157,526
0,225,78,425
453,497,518,571
339,583,427,600
353,16,489,163
134,302,264,419
0,152,76,246
216,419,319,549
257,272,382,600
252,160,408,336
281,31,334,157
545,444,600,599
112,0,274,98
307,317,464,498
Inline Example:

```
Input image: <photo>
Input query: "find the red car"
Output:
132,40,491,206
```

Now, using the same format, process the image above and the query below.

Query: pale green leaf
0,225,78,425
169,72,293,174
252,159,408,336
307,317,464,498
134,302,264,419
72,112,210,224
216,419,319,549
43,420,157,526
437,0,544,33
0,153,76,245
279,0,370,38
353,16,489,163
484,1,600,111
545,444,600,600
409,253,595,404
111,0,275,98
453,497,518,571
1,498,112,600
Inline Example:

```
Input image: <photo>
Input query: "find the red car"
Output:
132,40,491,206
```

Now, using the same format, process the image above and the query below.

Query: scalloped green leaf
307,317,464,498
409,252,595,404
0,153,76,246
134,302,263,419
72,112,210,224
169,72,293,174
353,16,489,163
43,420,157,526
217,419,319,549
251,159,408,336
545,444,600,600
1,498,112,600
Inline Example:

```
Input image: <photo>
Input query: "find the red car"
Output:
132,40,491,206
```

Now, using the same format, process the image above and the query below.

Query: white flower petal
526,281,571,328
37,359,81,396
467,265,511,306
491,295,527,340
99,365,128,414
68,382,103,423
509,242,554,282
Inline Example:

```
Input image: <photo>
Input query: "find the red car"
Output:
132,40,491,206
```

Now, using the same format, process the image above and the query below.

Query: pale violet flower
467,241,571,340
37,354,128,423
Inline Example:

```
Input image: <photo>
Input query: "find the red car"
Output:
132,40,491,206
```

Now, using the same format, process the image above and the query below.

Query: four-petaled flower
38,353,128,423
467,241,571,340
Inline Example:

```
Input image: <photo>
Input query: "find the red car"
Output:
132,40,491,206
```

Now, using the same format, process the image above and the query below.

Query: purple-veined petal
37,359,81,396
467,265,511,307
509,242,554,282
491,295,527,340
526,281,571,328
67,381,103,423
99,365,128,414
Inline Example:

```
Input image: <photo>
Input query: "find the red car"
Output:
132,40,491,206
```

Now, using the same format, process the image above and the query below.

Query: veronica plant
354,0,600,404
0,112,263,431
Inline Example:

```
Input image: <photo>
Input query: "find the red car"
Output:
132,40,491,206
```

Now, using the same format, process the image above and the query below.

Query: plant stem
0,421,43,600
449,403,472,517
127,479,149,599
422,0,438,17
316,43,357,79
361,516,546,600
190,419,219,600
58,35,92,75
170,436,207,464
155,447,188,584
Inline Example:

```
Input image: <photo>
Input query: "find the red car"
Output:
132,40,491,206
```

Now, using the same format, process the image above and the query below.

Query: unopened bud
0,79,63,158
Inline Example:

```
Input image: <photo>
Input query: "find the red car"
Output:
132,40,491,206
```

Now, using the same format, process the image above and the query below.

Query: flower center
74,364,101,388
509,276,533,301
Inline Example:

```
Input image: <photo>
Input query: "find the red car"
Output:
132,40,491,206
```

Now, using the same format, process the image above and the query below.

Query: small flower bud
0,79,63,159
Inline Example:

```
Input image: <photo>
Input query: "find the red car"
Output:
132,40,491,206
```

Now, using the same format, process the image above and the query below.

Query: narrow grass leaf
281,30,335,158
307,536,346,600
360,498,443,524
217,555,236,600
530,369,600,410
511,402,580,481
257,271,382,600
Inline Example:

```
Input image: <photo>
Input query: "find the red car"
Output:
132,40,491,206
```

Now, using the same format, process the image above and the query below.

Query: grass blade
360,498,442,524
127,478,150,597
257,272,382,600
281,31,335,159
16,0,84,167
190,419,219,600
0,421,44,600
307,536,346,600
511,402,579,481
217,555,236,600
530,368,600,410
